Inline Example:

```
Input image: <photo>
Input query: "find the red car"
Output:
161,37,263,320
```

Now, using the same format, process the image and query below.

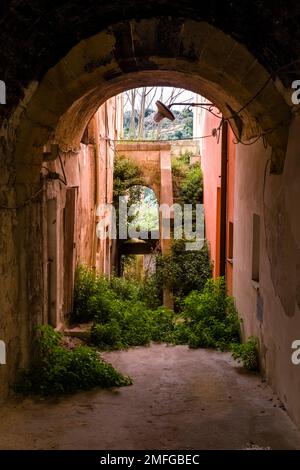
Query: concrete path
0,344,300,450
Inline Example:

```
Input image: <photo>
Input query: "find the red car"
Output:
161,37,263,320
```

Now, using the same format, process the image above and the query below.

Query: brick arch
11,18,292,198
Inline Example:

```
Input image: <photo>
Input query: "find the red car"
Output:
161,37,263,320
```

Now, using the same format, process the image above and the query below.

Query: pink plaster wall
199,113,222,277
226,128,236,295
44,98,117,324
233,114,300,428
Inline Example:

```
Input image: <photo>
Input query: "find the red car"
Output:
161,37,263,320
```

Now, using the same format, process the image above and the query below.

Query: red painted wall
199,111,236,289
226,127,236,294
200,113,222,278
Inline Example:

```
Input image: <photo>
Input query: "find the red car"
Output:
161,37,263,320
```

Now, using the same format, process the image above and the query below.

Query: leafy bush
179,163,203,205
72,265,99,322
113,155,144,202
73,268,143,323
110,276,141,302
90,320,122,350
179,278,240,350
183,278,230,322
14,325,132,396
72,268,176,349
140,274,162,309
172,153,190,199
86,292,115,324
171,320,191,345
73,267,258,372
90,302,175,350
120,302,153,346
80,270,240,352
149,306,176,342
154,240,212,308
171,152,203,205
230,337,259,371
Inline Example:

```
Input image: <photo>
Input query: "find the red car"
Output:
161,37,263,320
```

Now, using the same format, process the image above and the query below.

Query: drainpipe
105,101,109,204
95,114,100,209
220,121,228,278
92,114,100,270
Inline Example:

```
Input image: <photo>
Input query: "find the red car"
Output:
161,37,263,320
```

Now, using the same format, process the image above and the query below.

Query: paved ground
0,344,300,450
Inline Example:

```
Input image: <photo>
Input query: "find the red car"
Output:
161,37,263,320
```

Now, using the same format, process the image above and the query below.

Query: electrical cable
43,59,300,165
6,58,300,211
101,133,215,144
0,161,68,210
234,76,273,116
0,185,45,211
59,154,68,185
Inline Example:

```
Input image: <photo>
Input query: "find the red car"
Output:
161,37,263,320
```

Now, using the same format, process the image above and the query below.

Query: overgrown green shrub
178,278,240,350
172,153,190,199
87,290,122,324
179,163,203,205
90,320,122,350
73,267,143,323
73,266,258,372
110,276,141,302
113,155,144,235
172,152,203,205
83,271,240,352
113,155,144,202
140,273,162,309
154,240,212,308
170,320,191,345
72,268,176,348
72,265,99,322
149,306,176,342
230,337,259,371
120,302,153,346
90,302,175,350
14,325,132,396
182,278,231,322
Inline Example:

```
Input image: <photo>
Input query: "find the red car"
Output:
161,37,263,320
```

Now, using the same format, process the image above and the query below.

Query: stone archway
0,11,297,405
12,18,291,189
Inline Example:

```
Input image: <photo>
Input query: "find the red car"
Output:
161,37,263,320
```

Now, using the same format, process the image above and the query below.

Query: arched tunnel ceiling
0,0,300,117
0,2,299,179
9,16,291,178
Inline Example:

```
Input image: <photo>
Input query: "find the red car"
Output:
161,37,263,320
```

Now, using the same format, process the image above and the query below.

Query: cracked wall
234,113,300,427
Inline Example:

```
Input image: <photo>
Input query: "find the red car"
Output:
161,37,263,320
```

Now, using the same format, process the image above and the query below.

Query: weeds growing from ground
73,266,259,371
14,325,132,396
16,268,258,397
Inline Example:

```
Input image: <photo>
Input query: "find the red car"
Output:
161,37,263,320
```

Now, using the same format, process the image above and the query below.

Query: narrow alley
1,1,300,460
1,344,300,450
